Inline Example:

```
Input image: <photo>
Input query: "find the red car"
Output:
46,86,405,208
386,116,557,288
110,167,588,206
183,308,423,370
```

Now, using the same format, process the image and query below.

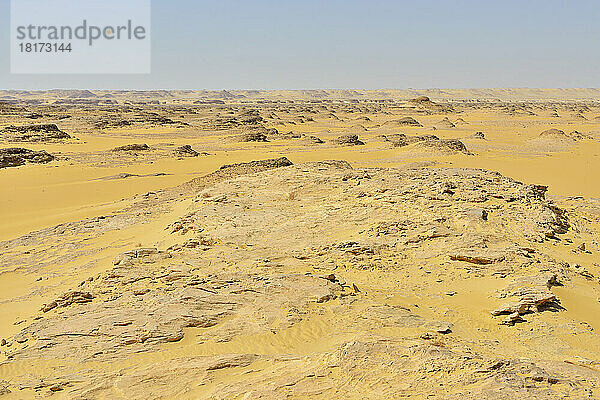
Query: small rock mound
538,129,590,142
435,117,456,129
384,117,423,127
348,124,368,132
0,148,54,169
242,125,279,139
180,157,294,192
302,135,324,144
408,96,454,112
413,138,471,154
539,129,569,139
471,132,486,139
237,109,264,124
174,145,199,157
237,132,268,142
528,128,592,151
333,134,365,146
409,96,431,104
112,143,151,152
383,133,470,153
219,157,293,171
94,119,132,129
380,133,410,147
382,133,439,148
1,124,71,142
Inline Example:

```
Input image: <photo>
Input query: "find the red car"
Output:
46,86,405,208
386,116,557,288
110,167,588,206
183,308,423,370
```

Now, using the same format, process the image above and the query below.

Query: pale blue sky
1,0,598,89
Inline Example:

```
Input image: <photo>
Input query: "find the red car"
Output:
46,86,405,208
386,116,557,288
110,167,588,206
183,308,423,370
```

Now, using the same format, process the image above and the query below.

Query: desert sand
1,89,600,398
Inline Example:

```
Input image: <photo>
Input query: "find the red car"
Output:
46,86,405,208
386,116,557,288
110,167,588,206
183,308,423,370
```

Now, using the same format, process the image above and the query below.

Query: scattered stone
501,312,524,326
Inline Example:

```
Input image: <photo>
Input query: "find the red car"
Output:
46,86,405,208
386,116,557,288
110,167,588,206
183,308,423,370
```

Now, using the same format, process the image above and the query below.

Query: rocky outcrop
113,247,171,266
1,124,70,142
41,291,94,313
1,160,592,399
0,148,54,168
492,274,560,321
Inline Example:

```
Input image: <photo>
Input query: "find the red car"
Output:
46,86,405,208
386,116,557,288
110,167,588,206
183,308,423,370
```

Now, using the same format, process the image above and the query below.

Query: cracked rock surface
1,159,600,398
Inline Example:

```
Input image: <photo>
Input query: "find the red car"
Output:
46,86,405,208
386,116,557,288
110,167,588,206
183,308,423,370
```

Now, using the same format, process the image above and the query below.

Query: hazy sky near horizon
1,0,599,90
